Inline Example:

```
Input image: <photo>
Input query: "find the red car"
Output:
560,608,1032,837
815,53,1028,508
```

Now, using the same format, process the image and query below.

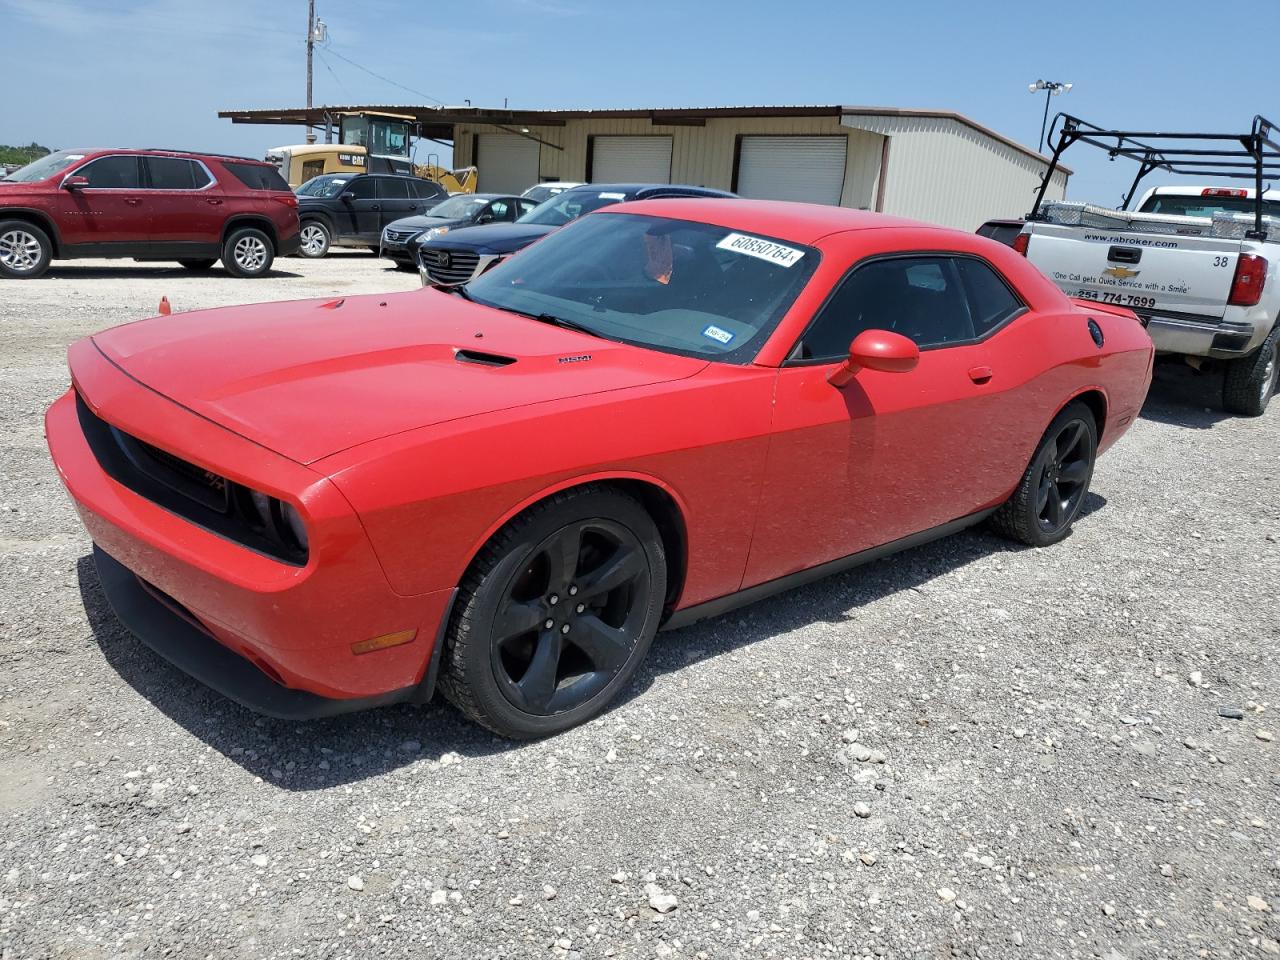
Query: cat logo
1103,265,1141,280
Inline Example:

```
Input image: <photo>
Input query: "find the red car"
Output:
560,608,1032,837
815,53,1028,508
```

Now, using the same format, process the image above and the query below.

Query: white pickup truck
1020,187,1279,415
1017,114,1280,416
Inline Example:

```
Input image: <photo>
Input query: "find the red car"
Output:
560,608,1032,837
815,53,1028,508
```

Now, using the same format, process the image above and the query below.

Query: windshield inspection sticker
702,324,735,345
716,232,805,267
598,192,626,200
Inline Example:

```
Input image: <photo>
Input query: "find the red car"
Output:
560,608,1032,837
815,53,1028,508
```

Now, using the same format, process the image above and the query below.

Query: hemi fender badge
558,354,592,364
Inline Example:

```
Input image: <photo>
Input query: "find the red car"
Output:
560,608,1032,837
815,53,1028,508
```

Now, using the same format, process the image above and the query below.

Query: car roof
65,148,271,165
565,183,735,199
597,197,945,244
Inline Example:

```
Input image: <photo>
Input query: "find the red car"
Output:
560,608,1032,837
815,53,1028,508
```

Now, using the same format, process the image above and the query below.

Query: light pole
1029,80,1072,153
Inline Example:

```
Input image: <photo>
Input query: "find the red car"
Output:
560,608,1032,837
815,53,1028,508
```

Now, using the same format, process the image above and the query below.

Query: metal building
219,104,1069,230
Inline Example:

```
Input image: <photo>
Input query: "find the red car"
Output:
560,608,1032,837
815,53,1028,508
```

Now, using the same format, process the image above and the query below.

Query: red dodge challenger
46,199,1154,738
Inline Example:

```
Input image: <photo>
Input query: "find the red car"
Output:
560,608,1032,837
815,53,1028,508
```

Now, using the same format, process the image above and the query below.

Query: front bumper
47,342,455,712
1139,312,1263,359
94,546,433,719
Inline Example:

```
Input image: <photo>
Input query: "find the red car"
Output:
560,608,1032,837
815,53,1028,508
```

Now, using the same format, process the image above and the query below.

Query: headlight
425,226,450,240
245,489,307,555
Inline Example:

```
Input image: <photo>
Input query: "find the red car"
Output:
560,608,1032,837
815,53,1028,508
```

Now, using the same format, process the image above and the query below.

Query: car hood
88,290,708,464
386,214,464,232
426,222,556,254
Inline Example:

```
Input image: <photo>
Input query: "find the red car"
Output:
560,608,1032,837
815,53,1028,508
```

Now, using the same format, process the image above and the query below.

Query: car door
337,176,379,242
743,253,1027,587
376,177,419,232
49,154,151,253
142,156,224,251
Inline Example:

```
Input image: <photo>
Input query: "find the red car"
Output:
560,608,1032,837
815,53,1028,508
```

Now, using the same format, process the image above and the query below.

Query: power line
320,45,448,106
314,48,351,101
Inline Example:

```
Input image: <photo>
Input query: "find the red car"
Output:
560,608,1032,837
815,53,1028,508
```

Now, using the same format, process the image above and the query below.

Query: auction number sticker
716,232,805,267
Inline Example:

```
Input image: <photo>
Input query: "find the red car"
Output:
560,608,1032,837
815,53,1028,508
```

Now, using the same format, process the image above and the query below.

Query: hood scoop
454,348,517,368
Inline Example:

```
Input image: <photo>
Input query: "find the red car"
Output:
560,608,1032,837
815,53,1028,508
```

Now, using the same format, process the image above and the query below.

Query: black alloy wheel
1032,418,1092,534
990,401,1097,547
492,519,649,715
439,486,666,739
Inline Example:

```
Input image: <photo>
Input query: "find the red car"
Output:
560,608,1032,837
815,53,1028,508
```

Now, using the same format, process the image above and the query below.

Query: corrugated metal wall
452,112,1064,230
453,116,884,208
841,113,1068,230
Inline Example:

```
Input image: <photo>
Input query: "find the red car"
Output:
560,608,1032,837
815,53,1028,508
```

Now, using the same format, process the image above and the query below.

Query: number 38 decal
1212,255,1231,267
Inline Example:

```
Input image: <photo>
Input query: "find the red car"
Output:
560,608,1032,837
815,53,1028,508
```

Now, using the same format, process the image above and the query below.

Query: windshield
295,175,352,198
3,150,86,183
1140,194,1280,220
464,213,818,363
429,196,489,219
522,184,568,204
517,189,631,226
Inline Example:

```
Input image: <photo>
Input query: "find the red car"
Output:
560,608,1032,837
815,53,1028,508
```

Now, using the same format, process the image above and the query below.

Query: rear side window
146,157,211,190
76,155,142,189
377,178,410,200
955,258,1024,335
413,180,446,201
222,162,290,191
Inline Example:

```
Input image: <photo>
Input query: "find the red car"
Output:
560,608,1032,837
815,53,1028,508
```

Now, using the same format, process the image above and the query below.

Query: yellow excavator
266,111,477,193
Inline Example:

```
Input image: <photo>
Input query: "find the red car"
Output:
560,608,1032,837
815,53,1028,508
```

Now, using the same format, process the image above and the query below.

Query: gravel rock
347,875,365,892
644,883,678,913
853,801,872,818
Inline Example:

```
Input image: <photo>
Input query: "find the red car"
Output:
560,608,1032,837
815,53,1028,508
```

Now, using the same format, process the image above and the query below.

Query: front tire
221,227,274,278
990,401,1097,547
1222,326,1278,416
438,486,667,739
0,220,53,279
298,221,330,258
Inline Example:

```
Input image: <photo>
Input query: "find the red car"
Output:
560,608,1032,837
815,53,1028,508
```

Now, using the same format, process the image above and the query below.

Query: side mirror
61,175,89,191
341,193,354,204
828,329,920,387
476,213,494,224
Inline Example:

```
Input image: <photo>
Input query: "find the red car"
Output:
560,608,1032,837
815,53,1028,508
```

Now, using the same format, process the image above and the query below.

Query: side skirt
661,508,997,631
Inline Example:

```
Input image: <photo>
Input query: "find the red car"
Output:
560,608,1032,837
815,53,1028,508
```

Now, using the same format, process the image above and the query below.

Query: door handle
124,198,142,206
968,365,993,384
371,204,381,210
206,198,224,205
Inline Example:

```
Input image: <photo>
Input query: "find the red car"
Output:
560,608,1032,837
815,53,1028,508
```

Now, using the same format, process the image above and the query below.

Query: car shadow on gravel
75,497,1107,789
1139,361,1233,429
36,265,304,280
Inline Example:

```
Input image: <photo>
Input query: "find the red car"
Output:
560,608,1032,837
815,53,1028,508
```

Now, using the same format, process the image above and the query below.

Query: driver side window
343,177,375,200
795,255,977,362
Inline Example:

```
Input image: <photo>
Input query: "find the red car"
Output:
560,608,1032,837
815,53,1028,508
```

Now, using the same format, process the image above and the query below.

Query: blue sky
1,0,1274,206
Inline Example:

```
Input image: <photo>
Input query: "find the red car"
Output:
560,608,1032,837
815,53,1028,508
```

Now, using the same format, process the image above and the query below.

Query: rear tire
178,258,216,271
438,486,666,739
990,401,1097,547
0,220,53,279
298,221,330,258
1222,326,1278,416
221,227,274,278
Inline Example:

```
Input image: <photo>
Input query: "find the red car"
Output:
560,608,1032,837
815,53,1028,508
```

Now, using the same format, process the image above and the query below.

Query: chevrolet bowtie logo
1103,265,1141,280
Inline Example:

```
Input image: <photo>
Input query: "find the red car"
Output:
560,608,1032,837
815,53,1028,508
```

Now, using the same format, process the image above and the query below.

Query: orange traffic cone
158,296,171,316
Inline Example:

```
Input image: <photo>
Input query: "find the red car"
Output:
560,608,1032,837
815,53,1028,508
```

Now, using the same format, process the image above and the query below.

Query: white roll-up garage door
476,135,540,194
590,136,673,183
736,136,847,205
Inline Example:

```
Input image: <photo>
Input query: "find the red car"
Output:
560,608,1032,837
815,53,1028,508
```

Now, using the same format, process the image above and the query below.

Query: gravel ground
1,253,1277,960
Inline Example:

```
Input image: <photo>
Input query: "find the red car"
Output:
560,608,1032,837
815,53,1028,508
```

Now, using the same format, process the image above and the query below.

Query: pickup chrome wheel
298,222,330,258
221,227,274,278
1223,326,1279,416
0,221,52,279
991,401,1097,547
439,487,666,739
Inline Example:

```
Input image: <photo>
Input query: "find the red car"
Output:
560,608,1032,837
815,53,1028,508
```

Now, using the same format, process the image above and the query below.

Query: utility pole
305,0,316,143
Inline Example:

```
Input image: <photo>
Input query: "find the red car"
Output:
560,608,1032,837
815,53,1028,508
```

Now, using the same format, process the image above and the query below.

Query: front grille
422,248,480,285
383,228,419,244
75,393,306,565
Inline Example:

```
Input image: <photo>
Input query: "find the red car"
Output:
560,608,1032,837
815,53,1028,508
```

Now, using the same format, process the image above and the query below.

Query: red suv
0,149,301,279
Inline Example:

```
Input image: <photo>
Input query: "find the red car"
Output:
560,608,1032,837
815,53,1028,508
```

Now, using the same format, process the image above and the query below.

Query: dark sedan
416,183,735,286
380,193,538,268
